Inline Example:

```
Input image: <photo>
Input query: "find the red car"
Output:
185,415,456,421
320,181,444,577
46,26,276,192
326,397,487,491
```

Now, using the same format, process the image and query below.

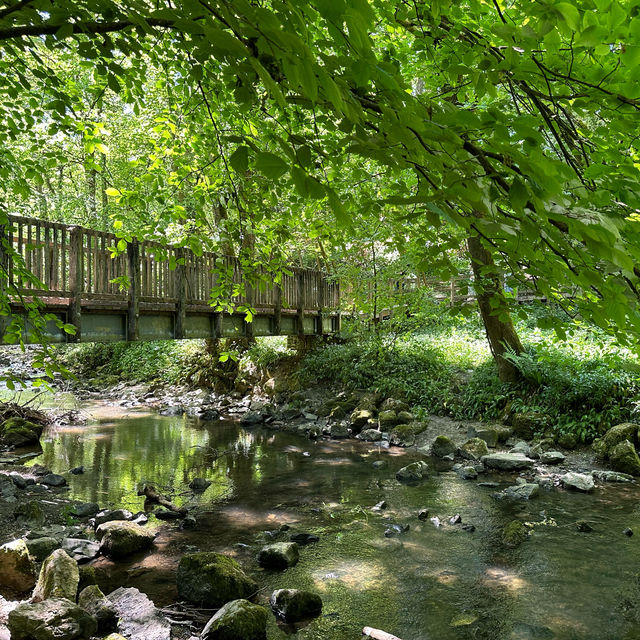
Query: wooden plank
297,270,305,336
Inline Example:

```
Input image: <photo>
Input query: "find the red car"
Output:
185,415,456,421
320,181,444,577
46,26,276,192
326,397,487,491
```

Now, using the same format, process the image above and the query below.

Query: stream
17,407,640,639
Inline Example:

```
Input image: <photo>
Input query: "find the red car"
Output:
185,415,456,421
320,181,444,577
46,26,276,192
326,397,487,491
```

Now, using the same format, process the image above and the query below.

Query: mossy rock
502,520,528,547
8,598,97,640
432,435,456,458
177,552,258,607
609,440,640,476
78,565,98,594
594,423,640,460
201,599,268,640
96,521,155,558
389,422,427,447
0,539,36,596
460,438,489,461
556,432,578,450
511,412,548,439
270,589,322,622
0,417,43,447
32,548,79,602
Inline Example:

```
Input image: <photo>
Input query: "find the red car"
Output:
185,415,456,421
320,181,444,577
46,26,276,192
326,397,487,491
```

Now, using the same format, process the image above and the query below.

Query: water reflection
17,411,640,640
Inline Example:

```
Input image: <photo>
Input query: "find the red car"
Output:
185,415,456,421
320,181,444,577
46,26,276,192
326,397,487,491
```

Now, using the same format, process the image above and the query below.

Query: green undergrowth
60,303,640,443
299,304,640,443
60,337,294,387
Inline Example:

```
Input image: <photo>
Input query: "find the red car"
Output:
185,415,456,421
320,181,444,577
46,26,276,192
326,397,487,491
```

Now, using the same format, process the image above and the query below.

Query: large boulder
78,585,117,633
61,538,100,563
396,461,430,483
201,599,268,640
0,417,43,447
107,586,170,640
561,472,595,492
511,412,548,439
94,509,134,526
609,440,640,476
472,427,499,448
96,521,155,558
593,423,639,459
257,542,299,569
8,598,97,640
481,453,534,471
0,539,36,596
177,552,258,607
459,438,489,461
270,589,322,622
32,548,79,603
431,435,456,458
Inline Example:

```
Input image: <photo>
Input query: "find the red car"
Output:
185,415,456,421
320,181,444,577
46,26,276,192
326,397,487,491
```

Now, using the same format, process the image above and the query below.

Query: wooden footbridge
0,216,340,344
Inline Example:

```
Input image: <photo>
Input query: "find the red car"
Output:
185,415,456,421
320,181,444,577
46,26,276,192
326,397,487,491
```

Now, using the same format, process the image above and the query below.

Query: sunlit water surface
21,410,640,640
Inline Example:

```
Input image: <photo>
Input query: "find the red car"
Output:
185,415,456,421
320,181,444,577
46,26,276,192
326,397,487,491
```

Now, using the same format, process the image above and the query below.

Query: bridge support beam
175,248,187,339
68,226,83,342
127,240,140,341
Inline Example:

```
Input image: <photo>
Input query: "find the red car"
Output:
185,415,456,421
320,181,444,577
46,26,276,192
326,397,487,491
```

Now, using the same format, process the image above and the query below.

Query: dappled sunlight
313,457,355,466
482,567,527,592
217,505,296,529
312,559,393,593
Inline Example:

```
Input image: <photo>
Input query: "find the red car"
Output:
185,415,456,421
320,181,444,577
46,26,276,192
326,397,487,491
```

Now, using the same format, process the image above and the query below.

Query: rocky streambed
2,385,640,639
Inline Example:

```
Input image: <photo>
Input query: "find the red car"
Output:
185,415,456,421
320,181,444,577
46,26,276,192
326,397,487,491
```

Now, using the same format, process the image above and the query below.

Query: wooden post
297,270,305,337
273,282,282,335
316,272,325,336
335,280,342,334
450,277,455,306
127,240,140,341
244,279,254,339
213,311,223,339
0,222,8,295
175,248,186,339
68,226,83,342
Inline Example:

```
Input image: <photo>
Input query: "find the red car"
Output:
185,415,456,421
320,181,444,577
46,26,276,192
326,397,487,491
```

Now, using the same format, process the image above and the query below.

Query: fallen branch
362,628,403,640
137,484,187,515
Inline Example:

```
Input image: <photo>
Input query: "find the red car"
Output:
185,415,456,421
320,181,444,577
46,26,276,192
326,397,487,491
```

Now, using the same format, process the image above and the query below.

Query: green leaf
255,151,289,179
105,188,121,197
230,146,250,173
509,178,529,214
555,3,581,30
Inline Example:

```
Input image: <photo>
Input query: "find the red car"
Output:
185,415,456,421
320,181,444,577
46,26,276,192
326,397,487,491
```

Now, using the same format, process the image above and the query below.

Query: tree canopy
1,0,640,358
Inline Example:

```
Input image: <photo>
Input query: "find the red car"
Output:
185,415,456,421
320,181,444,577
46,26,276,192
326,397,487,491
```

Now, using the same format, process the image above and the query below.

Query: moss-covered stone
511,412,548,439
388,421,427,446
177,552,258,607
270,589,322,622
459,438,489,461
396,460,430,483
78,585,117,633
556,432,578,450
32,548,79,603
256,542,299,569
378,410,398,429
593,423,640,459
0,417,43,447
431,435,456,458
502,520,528,547
8,598,97,640
0,539,36,596
77,565,98,594
201,599,268,640
609,440,640,476
96,521,155,558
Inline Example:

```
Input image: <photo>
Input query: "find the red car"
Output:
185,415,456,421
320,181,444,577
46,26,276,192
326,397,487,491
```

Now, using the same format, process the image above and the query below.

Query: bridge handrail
1,215,340,313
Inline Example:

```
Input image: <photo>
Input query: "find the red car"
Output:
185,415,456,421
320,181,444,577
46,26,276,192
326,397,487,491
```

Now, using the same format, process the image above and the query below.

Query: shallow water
23,410,640,640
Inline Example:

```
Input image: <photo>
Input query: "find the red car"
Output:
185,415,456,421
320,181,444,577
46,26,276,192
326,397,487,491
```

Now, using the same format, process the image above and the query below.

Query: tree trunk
466,233,524,382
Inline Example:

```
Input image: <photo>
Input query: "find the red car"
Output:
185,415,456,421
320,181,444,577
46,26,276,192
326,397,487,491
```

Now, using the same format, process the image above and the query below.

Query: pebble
624,528,634,537
418,509,429,521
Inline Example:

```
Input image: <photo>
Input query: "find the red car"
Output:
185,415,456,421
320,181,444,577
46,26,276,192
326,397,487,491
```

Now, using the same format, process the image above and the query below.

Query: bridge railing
2,214,339,313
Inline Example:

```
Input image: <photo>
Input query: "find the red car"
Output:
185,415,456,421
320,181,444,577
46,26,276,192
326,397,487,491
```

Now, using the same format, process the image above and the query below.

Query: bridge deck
0,216,340,344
